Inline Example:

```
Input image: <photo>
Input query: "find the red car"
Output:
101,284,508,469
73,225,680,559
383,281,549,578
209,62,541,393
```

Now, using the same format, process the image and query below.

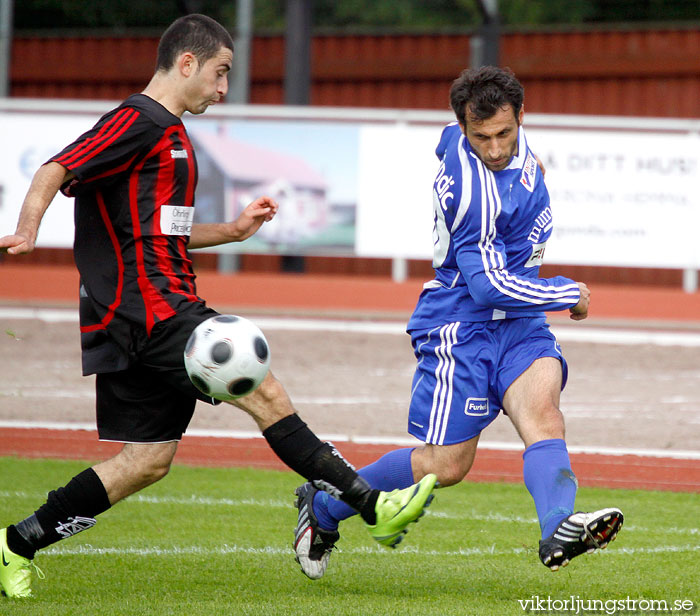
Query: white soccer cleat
293,483,340,580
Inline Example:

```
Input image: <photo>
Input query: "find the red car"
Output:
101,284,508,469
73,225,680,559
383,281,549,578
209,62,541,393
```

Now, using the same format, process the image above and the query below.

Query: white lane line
3,306,700,346
0,420,98,431
551,325,700,347
41,544,699,558
0,307,79,323
1,491,698,538
0,392,380,404
0,419,699,460
0,390,94,399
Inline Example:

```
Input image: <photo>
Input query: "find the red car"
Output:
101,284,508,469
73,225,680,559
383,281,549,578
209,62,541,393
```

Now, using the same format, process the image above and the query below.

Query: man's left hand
231,196,278,242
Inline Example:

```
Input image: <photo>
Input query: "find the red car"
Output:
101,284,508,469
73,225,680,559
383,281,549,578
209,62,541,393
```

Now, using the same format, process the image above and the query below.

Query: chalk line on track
4,307,700,346
1,419,699,460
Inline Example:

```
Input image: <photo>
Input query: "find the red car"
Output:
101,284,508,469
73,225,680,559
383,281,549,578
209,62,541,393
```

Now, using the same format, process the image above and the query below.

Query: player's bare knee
228,370,295,427
435,458,472,486
414,459,468,486
144,460,171,484
541,405,566,438
253,372,285,402
121,444,175,486
432,469,462,486
132,457,171,487
413,446,472,486
513,404,566,444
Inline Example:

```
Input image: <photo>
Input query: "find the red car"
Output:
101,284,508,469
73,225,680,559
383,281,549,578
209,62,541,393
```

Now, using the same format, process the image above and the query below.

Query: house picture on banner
190,124,357,255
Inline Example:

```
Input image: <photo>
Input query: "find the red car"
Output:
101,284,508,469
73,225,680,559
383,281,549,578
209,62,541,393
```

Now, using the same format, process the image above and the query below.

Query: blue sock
523,438,578,539
313,448,415,531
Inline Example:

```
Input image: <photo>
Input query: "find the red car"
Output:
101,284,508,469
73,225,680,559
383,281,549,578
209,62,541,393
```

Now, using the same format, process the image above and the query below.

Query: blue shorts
407,317,567,446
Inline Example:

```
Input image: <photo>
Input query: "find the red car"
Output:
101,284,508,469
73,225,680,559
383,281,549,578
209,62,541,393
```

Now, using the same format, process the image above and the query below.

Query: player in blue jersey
293,66,623,579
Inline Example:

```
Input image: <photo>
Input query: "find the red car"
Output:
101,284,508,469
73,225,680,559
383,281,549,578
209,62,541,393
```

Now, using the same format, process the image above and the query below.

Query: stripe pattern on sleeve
55,108,139,169
472,154,580,306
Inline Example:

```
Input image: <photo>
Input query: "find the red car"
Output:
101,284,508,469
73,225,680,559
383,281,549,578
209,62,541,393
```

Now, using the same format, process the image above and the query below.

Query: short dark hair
449,66,524,124
156,14,234,72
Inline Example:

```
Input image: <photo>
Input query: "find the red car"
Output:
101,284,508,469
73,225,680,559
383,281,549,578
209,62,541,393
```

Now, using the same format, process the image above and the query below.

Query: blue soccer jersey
408,123,580,330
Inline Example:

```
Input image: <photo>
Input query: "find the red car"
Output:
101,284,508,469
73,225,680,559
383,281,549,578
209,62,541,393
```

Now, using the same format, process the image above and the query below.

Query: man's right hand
0,233,35,255
569,282,590,321
0,162,71,256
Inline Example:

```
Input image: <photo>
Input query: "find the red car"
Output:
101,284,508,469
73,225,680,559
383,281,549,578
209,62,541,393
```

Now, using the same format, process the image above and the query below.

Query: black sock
339,477,379,525
12,467,111,555
262,414,379,523
5,525,35,560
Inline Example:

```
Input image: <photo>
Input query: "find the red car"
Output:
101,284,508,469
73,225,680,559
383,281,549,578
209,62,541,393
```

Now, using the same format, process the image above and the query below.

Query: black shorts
95,303,221,443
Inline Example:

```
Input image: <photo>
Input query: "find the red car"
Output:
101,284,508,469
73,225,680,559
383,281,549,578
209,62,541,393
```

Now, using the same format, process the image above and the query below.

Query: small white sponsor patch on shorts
465,397,489,417
160,205,195,236
171,149,188,159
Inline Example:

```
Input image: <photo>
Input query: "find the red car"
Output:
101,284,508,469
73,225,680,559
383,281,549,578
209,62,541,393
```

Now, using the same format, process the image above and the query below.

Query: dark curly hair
449,66,524,125
156,14,234,73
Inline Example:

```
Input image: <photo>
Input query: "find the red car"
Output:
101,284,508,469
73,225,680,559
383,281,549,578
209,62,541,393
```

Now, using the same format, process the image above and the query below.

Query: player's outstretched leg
367,473,437,548
539,508,624,571
0,528,44,598
294,482,341,580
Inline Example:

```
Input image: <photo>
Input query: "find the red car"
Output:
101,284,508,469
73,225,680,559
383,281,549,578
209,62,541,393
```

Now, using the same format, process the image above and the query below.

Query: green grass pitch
1,457,698,616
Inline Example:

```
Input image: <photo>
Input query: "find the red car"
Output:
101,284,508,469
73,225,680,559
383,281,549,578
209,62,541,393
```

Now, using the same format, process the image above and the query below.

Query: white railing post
682,269,698,294
392,257,408,283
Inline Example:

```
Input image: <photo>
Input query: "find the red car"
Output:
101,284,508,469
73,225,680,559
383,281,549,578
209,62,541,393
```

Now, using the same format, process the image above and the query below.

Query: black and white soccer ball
184,315,270,401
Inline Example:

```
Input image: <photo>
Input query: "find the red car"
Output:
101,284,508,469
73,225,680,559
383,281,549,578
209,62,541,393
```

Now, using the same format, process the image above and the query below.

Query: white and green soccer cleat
367,473,437,548
0,528,43,598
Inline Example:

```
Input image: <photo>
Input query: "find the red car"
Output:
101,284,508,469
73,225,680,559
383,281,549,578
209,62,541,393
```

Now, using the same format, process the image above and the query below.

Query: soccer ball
184,315,271,401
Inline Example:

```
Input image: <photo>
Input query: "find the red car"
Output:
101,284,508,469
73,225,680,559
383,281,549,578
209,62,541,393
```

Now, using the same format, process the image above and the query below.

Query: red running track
2,265,700,493
1,427,698,493
4,264,700,322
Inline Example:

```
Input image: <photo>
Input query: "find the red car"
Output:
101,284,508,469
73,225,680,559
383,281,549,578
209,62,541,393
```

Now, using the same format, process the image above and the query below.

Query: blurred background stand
471,0,501,69
281,0,312,273
0,0,13,97
217,0,254,275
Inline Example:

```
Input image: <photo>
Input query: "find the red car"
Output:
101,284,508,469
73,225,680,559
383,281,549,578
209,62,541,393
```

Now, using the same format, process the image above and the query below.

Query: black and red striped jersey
50,94,206,375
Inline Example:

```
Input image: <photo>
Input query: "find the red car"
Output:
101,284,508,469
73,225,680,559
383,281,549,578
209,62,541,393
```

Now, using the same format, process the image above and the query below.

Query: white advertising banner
0,113,99,248
1,104,698,271
356,123,441,259
355,123,700,268
529,128,700,268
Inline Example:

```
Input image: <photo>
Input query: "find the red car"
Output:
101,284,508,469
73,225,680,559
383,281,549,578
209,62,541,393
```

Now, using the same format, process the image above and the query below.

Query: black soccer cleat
293,482,340,580
539,507,624,571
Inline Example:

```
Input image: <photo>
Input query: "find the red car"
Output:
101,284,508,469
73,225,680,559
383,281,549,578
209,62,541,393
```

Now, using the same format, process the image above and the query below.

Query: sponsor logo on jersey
527,206,553,243
520,151,537,193
170,149,188,159
525,241,547,268
160,204,195,236
465,397,489,417
435,160,455,210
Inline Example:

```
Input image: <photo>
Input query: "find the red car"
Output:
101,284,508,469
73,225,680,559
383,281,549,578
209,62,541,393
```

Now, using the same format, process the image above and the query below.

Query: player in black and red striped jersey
55,93,209,374
0,14,436,598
